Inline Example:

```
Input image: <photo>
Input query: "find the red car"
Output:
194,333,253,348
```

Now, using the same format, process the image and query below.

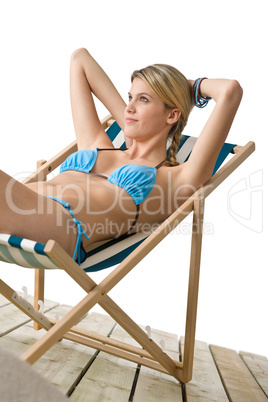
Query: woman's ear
167,108,181,125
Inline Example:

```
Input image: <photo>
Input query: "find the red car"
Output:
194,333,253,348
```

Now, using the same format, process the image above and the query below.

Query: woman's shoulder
156,163,184,190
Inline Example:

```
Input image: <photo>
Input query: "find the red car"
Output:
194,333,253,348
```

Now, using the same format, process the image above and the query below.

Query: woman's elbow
225,80,243,104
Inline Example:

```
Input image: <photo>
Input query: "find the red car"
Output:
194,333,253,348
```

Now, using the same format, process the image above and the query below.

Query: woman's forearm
71,48,126,129
189,78,243,105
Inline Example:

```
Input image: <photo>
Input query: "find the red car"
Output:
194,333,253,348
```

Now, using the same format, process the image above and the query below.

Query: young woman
0,48,243,264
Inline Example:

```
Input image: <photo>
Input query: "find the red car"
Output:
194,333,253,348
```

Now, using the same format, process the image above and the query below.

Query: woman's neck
126,137,167,165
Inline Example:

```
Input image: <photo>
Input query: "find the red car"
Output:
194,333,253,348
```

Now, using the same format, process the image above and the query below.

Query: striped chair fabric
0,122,236,272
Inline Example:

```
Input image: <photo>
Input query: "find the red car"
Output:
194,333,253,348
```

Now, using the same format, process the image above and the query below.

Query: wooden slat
67,326,158,361
63,330,173,375
71,324,138,401
0,296,58,336
0,308,116,395
134,327,183,401
240,351,268,398
0,294,11,307
181,338,228,401
71,324,183,401
210,345,268,402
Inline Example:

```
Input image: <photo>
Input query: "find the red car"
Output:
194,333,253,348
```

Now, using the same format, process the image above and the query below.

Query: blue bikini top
60,148,165,205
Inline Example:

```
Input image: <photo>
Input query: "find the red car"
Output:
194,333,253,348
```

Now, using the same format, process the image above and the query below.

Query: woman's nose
126,99,135,113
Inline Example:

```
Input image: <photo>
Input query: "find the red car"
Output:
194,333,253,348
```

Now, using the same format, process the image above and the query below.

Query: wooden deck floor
0,294,267,401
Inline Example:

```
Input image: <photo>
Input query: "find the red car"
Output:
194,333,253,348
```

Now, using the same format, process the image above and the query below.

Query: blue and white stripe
0,234,60,269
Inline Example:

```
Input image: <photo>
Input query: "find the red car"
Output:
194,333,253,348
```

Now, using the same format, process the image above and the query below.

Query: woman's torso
26,148,183,247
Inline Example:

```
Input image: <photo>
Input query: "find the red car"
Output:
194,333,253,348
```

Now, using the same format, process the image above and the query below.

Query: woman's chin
124,128,138,139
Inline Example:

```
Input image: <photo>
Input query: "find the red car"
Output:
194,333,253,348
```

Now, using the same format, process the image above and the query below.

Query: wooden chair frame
0,115,255,383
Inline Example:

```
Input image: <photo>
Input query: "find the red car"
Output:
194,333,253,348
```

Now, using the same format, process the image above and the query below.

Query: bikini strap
89,172,109,180
99,148,165,169
155,159,166,169
45,196,90,265
98,148,128,151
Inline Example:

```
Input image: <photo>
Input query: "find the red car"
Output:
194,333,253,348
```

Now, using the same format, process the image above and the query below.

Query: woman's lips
126,117,138,123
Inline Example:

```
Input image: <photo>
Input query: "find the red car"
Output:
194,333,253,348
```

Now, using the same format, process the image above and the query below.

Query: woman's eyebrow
128,91,153,98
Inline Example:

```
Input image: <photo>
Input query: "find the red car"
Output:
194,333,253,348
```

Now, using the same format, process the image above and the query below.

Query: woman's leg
0,170,77,256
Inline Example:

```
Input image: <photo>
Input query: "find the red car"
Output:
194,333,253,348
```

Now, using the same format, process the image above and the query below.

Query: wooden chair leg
182,196,205,383
34,269,45,330
34,159,46,331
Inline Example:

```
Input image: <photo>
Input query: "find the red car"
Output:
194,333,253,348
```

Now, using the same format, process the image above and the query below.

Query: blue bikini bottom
45,196,89,265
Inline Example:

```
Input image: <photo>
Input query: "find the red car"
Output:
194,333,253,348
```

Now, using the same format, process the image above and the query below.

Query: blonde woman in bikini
0,48,243,264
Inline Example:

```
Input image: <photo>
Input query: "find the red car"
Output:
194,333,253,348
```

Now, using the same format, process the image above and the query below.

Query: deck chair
0,115,255,384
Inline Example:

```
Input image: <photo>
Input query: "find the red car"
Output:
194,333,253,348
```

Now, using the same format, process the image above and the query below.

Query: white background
0,1,267,357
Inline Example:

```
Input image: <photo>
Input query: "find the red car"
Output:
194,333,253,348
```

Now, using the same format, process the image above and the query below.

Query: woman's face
124,78,172,141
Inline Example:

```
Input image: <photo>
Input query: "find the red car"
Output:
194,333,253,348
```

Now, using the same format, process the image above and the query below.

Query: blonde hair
131,64,193,166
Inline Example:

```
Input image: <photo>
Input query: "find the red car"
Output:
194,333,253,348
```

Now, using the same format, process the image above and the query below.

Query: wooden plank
181,338,228,401
71,324,138,401
240,351,268,398
2,294,267,402
0,308,115,395
133,327,183,401
210,345,268,402
39,311,116,395
0,296,58,336
0,294,11,307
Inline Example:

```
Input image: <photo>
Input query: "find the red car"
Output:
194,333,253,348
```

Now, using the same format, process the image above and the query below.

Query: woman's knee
71,48,90,64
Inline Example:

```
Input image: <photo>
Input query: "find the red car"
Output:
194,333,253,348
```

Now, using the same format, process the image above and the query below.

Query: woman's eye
140,96,148,102
128,95,148,102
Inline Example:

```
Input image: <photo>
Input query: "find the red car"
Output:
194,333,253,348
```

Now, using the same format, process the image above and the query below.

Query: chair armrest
22,140,77,184
200,141,255,198
22,114,115,184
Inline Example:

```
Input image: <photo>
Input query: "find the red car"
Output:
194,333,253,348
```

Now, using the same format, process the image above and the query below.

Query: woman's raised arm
70,48,126,150
179,78,243,191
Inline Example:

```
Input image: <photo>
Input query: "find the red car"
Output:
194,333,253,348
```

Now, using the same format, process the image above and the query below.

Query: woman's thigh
0,170,77,256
